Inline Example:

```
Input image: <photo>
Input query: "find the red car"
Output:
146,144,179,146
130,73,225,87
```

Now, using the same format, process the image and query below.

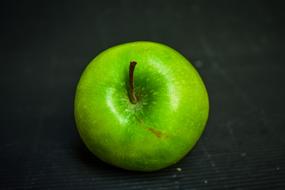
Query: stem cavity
129,61,138,104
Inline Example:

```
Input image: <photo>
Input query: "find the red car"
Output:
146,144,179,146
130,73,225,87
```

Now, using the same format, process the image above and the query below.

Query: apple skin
74,41,209,171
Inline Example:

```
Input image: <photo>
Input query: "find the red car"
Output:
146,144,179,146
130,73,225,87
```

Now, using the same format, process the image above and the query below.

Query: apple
74,41,209,171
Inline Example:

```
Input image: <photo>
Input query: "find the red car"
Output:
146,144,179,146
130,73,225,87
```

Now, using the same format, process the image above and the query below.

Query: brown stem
129,61,138,104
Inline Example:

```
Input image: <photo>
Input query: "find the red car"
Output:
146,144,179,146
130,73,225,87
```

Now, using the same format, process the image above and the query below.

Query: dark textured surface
1,0,285,189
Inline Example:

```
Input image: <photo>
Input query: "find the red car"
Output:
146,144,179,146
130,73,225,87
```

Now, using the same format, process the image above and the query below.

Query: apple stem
129,61,138,104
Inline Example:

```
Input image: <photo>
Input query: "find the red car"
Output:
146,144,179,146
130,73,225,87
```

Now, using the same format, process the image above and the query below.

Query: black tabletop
1,0,285,189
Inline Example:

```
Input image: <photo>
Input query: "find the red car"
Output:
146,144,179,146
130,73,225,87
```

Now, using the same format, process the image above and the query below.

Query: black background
1,0,285,189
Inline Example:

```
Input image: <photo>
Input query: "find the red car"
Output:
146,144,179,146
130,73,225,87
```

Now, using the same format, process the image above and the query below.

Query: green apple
74,41,209,171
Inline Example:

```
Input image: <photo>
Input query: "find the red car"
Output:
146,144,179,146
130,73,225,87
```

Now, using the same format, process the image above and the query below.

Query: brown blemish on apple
136,117,165,138
147,127,163,138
